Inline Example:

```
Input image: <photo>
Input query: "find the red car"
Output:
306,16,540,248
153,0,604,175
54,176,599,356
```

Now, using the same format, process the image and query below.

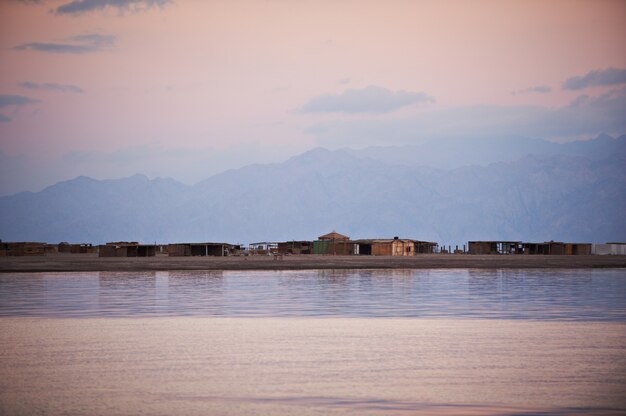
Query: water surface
1,268,624,320
1,268,625,415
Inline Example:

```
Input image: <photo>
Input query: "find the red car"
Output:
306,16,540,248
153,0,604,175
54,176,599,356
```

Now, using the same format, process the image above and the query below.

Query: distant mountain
345,133,626,169
0,175,191,244
1,135,624,245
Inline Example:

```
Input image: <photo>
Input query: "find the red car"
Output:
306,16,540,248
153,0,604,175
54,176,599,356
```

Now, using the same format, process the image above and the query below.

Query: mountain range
1,134,624,246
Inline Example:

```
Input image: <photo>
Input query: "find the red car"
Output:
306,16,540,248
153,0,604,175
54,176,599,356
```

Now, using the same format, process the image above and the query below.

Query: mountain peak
594,133,614,142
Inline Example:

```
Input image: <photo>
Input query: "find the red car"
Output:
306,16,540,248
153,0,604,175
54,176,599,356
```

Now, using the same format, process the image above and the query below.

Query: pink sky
0,0,625,193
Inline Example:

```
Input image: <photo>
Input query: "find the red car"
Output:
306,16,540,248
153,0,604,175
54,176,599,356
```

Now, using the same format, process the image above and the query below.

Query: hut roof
318,231,350,241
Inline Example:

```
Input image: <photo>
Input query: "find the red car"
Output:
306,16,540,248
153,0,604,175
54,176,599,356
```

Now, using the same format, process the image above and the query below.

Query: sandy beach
1,253,625,273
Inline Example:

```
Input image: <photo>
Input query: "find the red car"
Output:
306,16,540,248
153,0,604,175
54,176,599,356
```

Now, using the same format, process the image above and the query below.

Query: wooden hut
0,242,46,256
98,242,155,257
593,243,626,255
468,241,522,254
313,231,354,255
277,241,312,255
522,241,592,255
414,240,438,254
353,238,415,256
167,243,233,257
58,242,95,254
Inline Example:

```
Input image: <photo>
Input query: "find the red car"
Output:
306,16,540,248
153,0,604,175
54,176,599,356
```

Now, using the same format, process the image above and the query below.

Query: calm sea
1,269,625,416
0,268,625,320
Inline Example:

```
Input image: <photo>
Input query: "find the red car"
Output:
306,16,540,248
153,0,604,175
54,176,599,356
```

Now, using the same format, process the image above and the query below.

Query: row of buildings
1,231,625,257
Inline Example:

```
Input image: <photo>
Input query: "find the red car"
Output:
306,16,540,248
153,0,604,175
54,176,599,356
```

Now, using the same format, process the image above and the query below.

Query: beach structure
468,241,523,254
98,242,156,257
313,231,354,255
593,242,626,255
468,240,593,255
313,239,356,255
352,238,415,256
248,242,279,255
521,241,592,255
0,242,47,256
168,242,235,256
59,242,96,254
277,241,312,255
44,244,59,255
414,240,439,254
318,231,350,241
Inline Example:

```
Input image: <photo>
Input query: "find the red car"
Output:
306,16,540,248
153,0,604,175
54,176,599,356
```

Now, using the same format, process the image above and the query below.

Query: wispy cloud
18,81,84,94
0,94,40,122
511,85,552,96
13,33,115,54
0,94,40,107
563,68,626,90
306,87,626,146
55,0,170,15
301,85,434,114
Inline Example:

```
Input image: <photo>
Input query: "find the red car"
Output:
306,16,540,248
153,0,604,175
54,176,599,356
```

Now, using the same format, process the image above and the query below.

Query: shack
277,241,312,255
168,242,234,257
593,242,626,255
414,240,439,254
248,242,279,255
468,241,522,254
0,242,46,256
353,237,415,256
522,241,592,255
313,231,353,255
59,243,96,254
98,242,155,257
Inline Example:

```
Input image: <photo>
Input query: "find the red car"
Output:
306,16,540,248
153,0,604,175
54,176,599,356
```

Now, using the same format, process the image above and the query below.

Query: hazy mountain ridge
345,133,626,169
1,135,624,245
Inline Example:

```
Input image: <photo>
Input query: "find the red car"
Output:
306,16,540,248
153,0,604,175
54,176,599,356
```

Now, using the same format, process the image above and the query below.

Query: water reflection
0,269,624,320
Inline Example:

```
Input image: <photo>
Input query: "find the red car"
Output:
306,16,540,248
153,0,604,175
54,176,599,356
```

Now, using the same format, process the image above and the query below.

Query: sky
1,0,625,195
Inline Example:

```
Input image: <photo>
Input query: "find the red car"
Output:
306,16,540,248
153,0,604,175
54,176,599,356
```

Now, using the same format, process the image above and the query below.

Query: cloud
0,94,39,123
55,0,170,15
13,33,115,54
0,94,40,107
563,68,626,90
512,85,552,96
300,85,435,114
18,81,84,94
305,87,626,146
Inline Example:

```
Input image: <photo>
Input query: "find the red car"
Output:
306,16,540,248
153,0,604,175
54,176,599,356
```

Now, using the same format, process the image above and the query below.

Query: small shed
59,243,96,254
0,242,47,256
414,240,438,254
98,242,155,257
248,242,279,255
313,231,353,255
168,243,233,257
468,241,522,255
522,241,592,255
277,241,312,255
312,239,356,255
593,243,626,255
353,238,415,256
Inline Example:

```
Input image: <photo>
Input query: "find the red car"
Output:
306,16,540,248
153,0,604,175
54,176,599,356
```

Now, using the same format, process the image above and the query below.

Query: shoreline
1,253,625,273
